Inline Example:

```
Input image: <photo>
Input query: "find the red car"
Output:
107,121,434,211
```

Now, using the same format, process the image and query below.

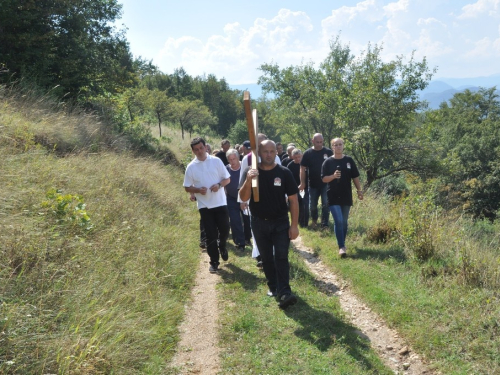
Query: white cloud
457,0,500,19
155,2,500,83
156,9,316,83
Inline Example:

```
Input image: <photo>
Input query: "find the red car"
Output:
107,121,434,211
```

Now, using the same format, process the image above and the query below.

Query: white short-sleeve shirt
184,154,230,209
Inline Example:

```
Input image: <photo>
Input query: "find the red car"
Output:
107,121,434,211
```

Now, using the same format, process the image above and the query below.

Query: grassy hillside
0,88,201,373
2,85,500,374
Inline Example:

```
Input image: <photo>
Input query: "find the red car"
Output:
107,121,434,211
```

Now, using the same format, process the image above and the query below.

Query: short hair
190,137,206,149
226,148,240,159
257,133,267,139
291,148,302,156
221,139,230,147
276,142,282,147
287,143,296,148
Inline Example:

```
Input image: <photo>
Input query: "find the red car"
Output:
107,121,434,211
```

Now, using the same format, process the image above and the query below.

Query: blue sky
116,0,500,84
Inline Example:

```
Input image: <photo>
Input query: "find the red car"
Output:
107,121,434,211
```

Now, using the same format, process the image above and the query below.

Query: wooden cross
243,91,259,201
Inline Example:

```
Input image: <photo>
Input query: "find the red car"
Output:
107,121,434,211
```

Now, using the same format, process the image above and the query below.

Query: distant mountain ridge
230,74,500,110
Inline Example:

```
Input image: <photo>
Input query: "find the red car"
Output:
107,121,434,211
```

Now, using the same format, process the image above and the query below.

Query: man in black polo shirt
215,139,230,166
239,140,299,309
299,133,333,228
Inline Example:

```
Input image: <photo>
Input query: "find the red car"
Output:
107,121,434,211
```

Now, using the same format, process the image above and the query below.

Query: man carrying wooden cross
239,140,300,309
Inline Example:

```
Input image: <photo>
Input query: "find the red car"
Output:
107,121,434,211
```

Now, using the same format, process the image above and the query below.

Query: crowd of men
183,133,363,310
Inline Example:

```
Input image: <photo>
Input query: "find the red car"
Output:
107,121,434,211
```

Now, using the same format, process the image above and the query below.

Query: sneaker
339,247,347,258
220,248,229,261
237,245,245,252
279,293,297,309
209,264,218,273
267,290,277,297
199,241,206,249
256,260,263,268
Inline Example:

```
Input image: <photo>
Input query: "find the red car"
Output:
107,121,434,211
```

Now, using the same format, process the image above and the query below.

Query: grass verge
300,197,500,375
216,245,392,374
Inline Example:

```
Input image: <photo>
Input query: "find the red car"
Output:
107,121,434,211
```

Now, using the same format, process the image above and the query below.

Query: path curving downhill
170,237,434,374
292,237,434,375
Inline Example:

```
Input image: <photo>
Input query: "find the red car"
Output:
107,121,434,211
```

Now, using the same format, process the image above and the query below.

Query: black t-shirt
321,155,360,206
286,161,301,187
239,164,298,220
300,147,333,188
281,156,292,167
215,150,228,166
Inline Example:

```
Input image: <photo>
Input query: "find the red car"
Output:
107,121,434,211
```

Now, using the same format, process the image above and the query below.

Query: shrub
366,220,396,244
397,193,439,261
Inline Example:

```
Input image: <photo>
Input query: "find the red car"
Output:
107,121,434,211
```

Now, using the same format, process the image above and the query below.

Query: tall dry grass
0,85,200,373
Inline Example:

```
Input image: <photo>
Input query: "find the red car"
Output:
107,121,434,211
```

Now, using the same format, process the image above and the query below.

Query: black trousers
199,205,230,266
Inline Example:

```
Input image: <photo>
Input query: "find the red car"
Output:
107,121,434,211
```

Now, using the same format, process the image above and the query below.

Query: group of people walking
183,133,363,309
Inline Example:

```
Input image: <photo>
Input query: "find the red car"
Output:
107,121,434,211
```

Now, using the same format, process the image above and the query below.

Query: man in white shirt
184,137,231,273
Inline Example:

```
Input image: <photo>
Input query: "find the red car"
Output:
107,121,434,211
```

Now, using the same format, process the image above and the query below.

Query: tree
145,89,174,138
259,37,437,188
343,45,436,188
428,87,500,219
258,37,352,150
0,0,135,99
172,99,216,139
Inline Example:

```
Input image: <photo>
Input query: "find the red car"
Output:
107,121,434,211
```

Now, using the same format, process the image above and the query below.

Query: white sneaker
339,247,347,258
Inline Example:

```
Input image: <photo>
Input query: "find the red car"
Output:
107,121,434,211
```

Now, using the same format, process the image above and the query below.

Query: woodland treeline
1,0,500,220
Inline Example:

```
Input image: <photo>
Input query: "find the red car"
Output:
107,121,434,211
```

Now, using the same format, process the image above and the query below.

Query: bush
366,220,396,244
397,193,439,261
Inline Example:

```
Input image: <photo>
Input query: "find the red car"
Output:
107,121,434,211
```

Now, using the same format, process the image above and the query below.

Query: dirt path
292,237,433,374
170,238,434,374
170,254,221,374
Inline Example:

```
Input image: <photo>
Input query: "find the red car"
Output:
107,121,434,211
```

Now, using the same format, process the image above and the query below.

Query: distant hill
231,74,500,109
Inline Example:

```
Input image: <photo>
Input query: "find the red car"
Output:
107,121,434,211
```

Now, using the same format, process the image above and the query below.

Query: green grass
300,199,500,375
2,84,500,374
0,95,201,373
216,247,392,374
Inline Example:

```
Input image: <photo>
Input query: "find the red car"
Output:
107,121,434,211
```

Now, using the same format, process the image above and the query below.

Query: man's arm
239,169,257,202
288,194,299,240
209,177,230,192
185,186,207,195
298,165,307,191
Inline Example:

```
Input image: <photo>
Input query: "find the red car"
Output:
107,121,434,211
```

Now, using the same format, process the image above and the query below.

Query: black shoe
279,293,297,309
209,264,218,273
245,239,252,246
237,245,245,252
220,248,228,261
256,260,263,268
267,290,277,297
199,241,206,249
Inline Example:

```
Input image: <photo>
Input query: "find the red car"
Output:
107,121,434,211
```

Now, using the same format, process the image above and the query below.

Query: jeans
329,205,351,249
309,184,329,227
199,206,230,266
227,196,245,246
251,215,292,297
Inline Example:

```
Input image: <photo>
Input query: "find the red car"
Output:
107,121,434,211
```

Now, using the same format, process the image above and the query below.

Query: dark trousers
242,212,251,242
298,191,310,227
199,206,230,266
227,196,245,246
199,218,206,245
251,215,291,297
309,184,329,227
